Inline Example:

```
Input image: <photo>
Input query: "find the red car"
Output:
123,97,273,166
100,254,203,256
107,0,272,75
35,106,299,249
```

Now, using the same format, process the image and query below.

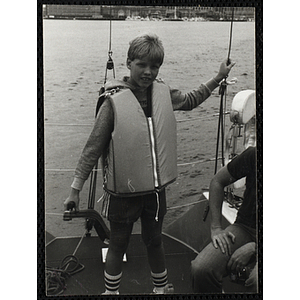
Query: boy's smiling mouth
141,77,152,82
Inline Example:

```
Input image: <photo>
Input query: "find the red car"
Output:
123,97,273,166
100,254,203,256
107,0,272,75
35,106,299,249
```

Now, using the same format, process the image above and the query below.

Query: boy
64,33,235,294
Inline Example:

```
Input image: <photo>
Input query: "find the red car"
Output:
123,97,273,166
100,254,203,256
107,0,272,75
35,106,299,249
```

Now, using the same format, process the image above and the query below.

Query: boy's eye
136,61,159,70
137,63,146,68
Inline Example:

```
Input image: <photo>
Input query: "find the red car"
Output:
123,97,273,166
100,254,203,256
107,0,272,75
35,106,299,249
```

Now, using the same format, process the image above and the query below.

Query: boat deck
46,200,249,296
46,234,196,295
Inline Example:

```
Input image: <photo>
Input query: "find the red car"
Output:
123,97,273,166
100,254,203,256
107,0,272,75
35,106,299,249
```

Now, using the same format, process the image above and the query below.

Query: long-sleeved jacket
71,76,218,191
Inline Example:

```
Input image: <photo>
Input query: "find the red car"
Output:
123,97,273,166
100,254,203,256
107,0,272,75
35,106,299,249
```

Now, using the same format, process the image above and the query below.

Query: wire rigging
104,5,115,83
87,5,115,229
227,8,235,64
214,7,235,174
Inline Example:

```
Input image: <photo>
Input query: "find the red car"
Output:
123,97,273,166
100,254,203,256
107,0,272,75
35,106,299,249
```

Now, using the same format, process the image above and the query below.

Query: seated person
191,146,258,293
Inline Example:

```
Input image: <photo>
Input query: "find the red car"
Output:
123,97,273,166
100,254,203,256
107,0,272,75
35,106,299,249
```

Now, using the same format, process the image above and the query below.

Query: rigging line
214,8,235,174
46,168,102,172
177,157,221,167
167,199,207,210
45,113,229,127
46,200,208,216
227,7,235,63
162,232,199,255
176,113,229,123
214,95,223,174
88,161,98,209
104,5,115,83
46,157,222,172
46,212,64,216
72,230,86,256
109,6,112,53
222,8,234,165
45,123,93,126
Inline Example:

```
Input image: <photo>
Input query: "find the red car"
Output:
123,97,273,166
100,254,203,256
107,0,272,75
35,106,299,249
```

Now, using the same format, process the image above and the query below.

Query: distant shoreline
43,16,253,22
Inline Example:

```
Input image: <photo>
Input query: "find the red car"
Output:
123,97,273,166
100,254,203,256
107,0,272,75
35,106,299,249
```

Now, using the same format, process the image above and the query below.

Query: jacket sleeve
171,78,220,111
71,98,114,191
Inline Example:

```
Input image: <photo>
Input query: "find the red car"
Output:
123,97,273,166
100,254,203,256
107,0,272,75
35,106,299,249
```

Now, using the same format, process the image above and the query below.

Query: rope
46,229,87,296
46,253,85,296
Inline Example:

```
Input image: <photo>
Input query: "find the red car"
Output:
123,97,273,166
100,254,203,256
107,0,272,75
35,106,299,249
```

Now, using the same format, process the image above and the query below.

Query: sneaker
153,283,174,294
101,290,119,295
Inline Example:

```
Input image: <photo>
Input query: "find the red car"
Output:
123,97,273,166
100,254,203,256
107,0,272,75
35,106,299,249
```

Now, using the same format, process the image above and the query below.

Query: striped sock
151,269,168,292
104,271,122,294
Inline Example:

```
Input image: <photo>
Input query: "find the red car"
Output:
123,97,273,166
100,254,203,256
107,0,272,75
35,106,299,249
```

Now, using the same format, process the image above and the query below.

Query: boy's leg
141,213,166,273
103,221,133,294
141,215,171,293
191,223,255,293
140,191,173,293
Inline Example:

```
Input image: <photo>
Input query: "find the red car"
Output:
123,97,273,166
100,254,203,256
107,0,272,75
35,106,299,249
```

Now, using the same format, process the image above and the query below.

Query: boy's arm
171,80,217,111
171,59,234,110
71,98,114,191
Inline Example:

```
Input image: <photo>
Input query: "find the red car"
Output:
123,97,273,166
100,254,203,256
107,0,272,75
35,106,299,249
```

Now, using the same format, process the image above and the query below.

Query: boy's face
127,58,161,90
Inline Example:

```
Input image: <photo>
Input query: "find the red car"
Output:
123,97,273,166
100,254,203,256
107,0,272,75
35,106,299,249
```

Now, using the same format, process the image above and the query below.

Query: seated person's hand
227,242,256,272
245,262,258,288
211,227,236,255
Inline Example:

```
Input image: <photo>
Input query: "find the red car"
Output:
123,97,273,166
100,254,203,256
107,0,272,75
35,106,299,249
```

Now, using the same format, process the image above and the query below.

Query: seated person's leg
191,224,254,293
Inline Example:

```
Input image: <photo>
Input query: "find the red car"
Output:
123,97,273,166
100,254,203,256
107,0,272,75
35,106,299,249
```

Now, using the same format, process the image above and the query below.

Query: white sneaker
153,283,174,294
101,290,119,295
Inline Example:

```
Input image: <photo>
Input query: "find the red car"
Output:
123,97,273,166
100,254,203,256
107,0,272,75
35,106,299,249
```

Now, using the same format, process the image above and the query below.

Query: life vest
103,81,177,197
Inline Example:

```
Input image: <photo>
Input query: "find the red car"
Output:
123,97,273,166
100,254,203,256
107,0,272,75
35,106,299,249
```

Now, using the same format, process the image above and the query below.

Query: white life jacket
103,81,177,196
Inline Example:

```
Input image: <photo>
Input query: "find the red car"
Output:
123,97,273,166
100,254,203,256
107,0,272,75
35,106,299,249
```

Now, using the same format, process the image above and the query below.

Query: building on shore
43,5,255,21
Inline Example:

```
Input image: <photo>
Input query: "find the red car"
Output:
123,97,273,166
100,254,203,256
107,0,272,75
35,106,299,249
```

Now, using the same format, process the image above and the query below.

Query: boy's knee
109,236,130,254
143,233,162,248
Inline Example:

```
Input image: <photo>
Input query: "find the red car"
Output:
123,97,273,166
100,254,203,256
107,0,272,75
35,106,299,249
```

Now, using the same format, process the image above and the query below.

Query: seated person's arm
209,166,237,255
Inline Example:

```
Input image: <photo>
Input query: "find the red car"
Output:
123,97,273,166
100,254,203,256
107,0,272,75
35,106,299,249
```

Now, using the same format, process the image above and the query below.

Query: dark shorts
107,189,167,223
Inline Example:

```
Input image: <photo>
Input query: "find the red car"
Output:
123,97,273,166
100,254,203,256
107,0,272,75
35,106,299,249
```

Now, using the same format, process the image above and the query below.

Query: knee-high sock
104,271,122,293
151,269,168,289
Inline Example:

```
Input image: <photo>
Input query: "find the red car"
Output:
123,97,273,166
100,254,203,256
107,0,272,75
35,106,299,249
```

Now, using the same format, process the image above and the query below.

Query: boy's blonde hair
127,33,164,65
